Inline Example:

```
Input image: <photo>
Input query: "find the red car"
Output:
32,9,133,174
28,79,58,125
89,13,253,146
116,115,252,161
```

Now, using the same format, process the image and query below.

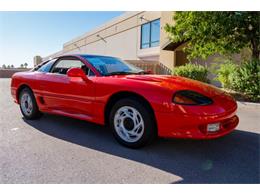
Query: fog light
207,123,220,132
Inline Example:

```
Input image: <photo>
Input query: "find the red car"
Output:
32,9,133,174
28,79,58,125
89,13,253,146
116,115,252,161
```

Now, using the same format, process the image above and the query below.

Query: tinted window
150,19,160,47
141,19,160,49
37,59,56,73
141,23,150,49
84,56,142,76
88,69,95,76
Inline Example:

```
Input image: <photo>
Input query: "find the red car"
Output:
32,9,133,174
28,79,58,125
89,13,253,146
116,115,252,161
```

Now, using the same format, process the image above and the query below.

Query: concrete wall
62,11,161,57
41,11,164,64
159,11,175,71
33,56,42,66
0,69,30,78
38,11,195,74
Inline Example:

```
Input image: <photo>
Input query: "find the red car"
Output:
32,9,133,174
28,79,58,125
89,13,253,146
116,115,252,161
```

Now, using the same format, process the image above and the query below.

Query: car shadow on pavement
23,114,260,184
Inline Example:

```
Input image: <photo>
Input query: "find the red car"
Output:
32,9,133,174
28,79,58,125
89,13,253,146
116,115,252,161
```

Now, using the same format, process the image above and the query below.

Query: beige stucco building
35,11,189,74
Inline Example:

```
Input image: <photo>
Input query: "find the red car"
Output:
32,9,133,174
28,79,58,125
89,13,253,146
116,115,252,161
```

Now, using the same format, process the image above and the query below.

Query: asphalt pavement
0,78,259,183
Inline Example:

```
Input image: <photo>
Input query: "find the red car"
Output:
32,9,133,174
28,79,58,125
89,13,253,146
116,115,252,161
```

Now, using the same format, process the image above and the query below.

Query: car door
32,59,57,111
41,57,95,119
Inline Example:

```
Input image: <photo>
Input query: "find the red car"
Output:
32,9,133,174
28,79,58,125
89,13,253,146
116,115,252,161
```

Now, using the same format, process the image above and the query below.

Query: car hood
125,75,225,97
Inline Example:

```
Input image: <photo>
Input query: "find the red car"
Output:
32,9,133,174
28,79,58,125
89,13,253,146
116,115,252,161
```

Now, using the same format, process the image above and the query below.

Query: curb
237,101,260,108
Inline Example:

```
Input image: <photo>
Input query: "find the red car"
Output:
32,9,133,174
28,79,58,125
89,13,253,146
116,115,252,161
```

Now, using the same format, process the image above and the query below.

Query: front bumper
155,108,239,139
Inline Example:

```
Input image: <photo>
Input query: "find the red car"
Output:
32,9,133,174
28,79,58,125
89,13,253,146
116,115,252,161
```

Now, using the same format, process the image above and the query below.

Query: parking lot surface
0,78,259,183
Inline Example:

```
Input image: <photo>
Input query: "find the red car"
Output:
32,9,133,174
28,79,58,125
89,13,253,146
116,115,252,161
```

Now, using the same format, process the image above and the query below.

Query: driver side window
51,59,95,76
52,59,84,75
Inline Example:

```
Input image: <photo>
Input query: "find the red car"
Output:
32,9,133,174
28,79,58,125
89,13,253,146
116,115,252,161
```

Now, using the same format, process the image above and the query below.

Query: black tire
19,87,42,120
109,98,157,148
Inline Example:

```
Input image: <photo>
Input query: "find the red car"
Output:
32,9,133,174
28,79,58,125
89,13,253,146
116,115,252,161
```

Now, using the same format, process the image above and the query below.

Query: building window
141,19,160,49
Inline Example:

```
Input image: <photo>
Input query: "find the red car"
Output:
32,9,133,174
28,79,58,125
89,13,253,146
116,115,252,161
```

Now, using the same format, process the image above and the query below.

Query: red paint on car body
11,54,238,139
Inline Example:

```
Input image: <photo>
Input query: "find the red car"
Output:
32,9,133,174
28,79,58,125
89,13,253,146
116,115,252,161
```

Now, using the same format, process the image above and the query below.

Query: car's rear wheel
19,88,42,120
109,98,157,148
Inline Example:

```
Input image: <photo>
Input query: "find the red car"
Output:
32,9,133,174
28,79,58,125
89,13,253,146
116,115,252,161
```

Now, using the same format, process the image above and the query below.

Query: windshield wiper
105,70,150,76
136,70,146,74
135,70,153,74
105,71,135,76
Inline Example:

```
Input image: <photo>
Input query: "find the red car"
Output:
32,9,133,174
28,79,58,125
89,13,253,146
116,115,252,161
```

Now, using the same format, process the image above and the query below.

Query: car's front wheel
109,98,157,148
19,87,42,120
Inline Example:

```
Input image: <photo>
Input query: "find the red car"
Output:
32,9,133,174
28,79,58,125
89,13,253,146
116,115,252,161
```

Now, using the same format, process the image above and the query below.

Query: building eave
162,40,188,51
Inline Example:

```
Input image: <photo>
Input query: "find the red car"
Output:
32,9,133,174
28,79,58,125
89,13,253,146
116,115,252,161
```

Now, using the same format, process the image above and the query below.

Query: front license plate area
207,123,220,132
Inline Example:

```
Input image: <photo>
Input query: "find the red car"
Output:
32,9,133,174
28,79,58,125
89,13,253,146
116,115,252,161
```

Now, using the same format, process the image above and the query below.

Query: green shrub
232,60,260,102
173,63,209,83
215,61,238,89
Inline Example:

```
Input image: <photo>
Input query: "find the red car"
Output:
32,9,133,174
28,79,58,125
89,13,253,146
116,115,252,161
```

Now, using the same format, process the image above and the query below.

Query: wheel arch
16,84,32,104
104,91,157,132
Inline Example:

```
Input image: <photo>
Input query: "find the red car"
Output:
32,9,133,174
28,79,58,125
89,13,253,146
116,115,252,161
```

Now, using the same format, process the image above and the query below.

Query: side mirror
67,67,89,82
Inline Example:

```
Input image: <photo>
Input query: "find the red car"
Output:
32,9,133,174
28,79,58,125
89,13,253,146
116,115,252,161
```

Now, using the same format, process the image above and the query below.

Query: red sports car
11,54,239,148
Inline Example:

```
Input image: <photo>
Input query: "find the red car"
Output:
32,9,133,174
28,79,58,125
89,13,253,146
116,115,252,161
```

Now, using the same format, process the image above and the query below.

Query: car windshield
83,56,144,76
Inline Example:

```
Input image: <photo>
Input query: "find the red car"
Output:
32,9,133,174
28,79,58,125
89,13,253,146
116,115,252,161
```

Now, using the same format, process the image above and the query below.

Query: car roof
80,54,118,58
46,54,118,64
60,54,116,58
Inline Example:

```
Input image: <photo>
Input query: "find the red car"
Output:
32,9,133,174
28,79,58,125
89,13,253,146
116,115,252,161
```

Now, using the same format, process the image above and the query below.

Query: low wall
0,68,30,78
126,60,172,75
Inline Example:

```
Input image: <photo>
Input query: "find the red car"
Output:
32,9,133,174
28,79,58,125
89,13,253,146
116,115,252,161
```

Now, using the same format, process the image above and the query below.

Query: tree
24,63,28,68
7,65,11,68
165,11,260,60
10,65,14,68
2,64,6,69
20,64,24,68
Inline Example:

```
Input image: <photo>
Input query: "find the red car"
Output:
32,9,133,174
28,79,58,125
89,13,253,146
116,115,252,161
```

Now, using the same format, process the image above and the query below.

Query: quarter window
141,19,160,49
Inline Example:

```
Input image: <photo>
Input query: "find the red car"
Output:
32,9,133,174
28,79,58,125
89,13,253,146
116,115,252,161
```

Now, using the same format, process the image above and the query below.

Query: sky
0,11,123,67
